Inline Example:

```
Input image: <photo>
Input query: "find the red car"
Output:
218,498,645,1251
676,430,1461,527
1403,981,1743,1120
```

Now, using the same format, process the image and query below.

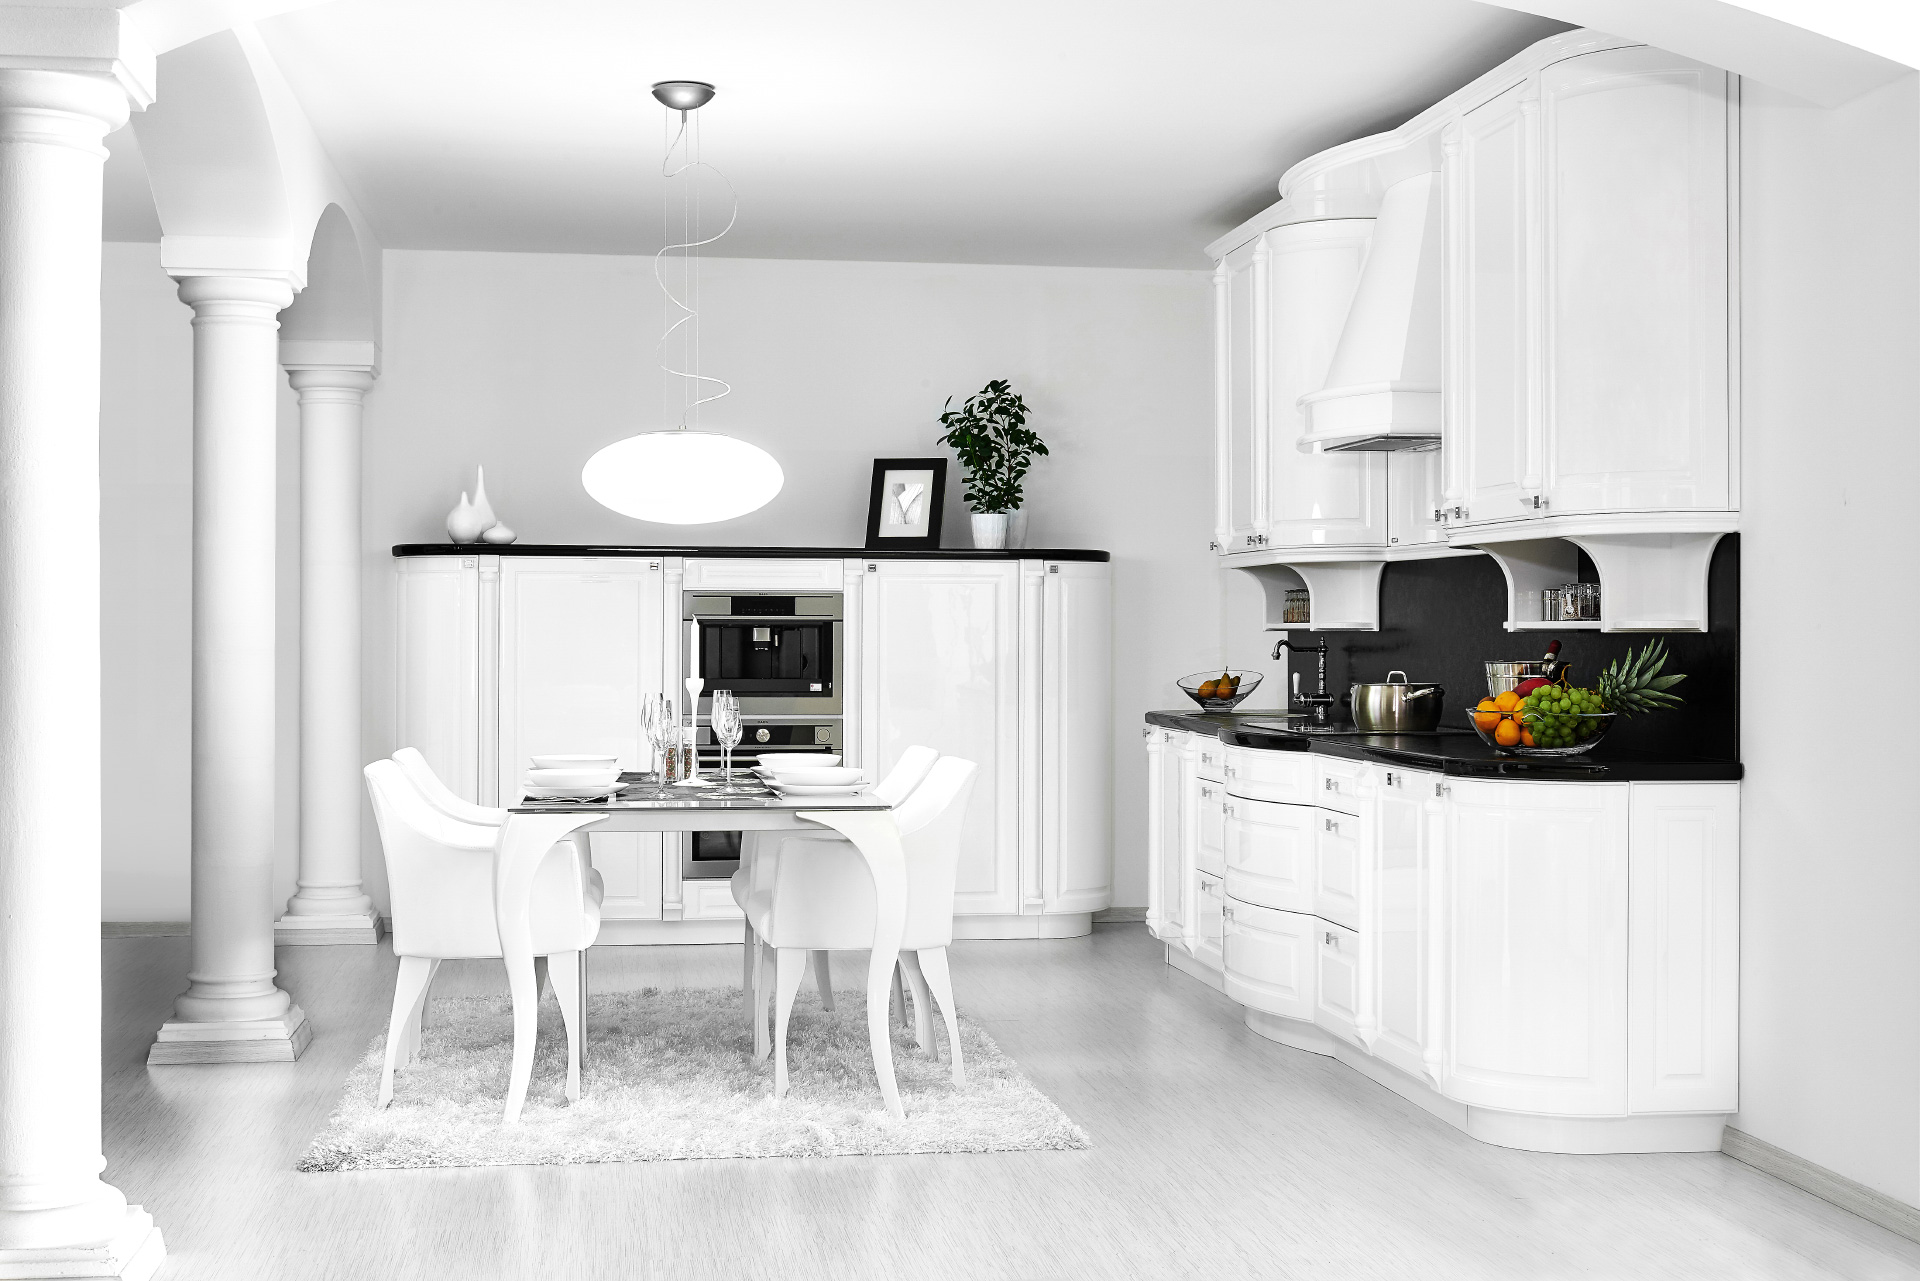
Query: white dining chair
733,745,938,1048
392,746,602,900
744,756,978,1099
364,759,604,1107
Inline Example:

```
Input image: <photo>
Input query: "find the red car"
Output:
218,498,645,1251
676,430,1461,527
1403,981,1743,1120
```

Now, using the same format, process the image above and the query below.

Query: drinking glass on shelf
711,691,747,794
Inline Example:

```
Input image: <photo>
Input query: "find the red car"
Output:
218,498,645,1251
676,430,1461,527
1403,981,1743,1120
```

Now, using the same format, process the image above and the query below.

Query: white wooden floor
104,925,1920,1281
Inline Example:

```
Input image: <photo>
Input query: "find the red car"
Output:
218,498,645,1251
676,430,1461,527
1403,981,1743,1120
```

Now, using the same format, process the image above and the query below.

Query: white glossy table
495,784,902,1124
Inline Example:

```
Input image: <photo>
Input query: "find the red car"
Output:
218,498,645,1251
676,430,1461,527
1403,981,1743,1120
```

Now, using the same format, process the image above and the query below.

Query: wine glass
646,697,677,797
711,691,746,794
638,693,662,783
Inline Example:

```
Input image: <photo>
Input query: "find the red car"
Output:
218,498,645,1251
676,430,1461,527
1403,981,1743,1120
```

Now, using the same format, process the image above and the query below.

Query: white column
149,275,310,1064
0,64,165,1279
275,359,381,945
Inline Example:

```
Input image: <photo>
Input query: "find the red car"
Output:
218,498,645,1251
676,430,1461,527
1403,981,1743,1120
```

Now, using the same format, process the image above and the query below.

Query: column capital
175,272,295,314
164,236,306,292
280,337,379,377
0,6,155,107
286,365,374,401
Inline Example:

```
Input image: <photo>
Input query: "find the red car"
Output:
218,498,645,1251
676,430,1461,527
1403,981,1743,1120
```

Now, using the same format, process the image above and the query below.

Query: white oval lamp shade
581,431,784,524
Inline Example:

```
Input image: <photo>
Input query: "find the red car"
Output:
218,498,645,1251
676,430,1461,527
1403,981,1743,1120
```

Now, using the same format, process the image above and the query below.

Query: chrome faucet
1272,635,1333,726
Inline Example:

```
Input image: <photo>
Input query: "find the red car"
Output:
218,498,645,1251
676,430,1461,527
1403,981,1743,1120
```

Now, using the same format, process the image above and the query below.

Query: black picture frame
864,458,948,551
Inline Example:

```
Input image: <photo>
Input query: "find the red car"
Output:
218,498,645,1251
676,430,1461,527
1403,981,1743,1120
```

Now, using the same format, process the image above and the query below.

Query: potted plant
935,379,1049,549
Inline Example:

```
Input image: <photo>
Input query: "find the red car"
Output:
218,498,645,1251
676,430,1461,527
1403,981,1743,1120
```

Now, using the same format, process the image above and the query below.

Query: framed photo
864,458,948,550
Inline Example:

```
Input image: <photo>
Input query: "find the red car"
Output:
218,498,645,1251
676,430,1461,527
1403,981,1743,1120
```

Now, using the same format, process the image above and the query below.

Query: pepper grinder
682,676,704,782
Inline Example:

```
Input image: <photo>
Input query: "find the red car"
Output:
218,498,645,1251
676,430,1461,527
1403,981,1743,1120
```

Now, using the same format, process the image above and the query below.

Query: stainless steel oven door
679,720,844,881
683,592,844,717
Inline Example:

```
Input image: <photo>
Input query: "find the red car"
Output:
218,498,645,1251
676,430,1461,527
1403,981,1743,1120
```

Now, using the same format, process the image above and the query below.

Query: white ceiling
107,0,1569,268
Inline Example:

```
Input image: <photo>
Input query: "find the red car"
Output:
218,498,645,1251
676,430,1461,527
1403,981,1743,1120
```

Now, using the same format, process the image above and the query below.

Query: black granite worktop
393,544,1109,561
1146,710,1742,782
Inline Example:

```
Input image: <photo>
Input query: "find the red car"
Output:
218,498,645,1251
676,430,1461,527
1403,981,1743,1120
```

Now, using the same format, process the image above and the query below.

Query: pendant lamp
582,80,783,525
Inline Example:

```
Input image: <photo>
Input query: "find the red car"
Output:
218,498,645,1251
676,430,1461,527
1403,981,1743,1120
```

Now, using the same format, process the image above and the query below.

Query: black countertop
1146,710,1742,782
393,544,1109,562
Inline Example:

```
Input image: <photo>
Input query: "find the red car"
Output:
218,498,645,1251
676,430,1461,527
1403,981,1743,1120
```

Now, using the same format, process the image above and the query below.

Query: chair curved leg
403,958,441,1064
380,956,436,1108
811,950,835,1011
550,949,583,1102
532,953,550,1002
899,951,935,1056
753,941,774,1063
891,964,907,1026
916,947,966,1088
741,922,758,1027
772,949,807,1098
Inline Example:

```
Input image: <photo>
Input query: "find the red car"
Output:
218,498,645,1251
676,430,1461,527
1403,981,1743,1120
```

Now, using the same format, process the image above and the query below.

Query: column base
0,1205,164,1281
147,1005,310,1065
274,911,383,946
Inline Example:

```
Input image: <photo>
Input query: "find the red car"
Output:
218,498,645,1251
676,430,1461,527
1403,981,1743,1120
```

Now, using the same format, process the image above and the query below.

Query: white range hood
1297,170,1442,453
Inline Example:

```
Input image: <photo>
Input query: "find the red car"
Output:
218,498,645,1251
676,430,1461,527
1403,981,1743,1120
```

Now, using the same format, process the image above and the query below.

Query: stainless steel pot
1350,670,1445,734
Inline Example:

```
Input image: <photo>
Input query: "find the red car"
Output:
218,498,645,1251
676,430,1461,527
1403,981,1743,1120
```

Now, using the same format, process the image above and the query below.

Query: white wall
1734,73,1920,1206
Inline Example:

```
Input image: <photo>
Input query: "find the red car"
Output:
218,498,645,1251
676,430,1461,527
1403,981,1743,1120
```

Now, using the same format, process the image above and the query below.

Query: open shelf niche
1466,528,1731,633
1232,558,1388,632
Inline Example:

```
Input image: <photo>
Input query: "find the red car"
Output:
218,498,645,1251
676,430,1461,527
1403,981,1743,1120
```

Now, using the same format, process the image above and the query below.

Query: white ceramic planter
971,512,1010,549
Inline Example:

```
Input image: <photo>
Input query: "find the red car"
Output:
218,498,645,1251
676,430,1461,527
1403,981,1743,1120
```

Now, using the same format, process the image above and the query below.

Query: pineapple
1594,640,1688,717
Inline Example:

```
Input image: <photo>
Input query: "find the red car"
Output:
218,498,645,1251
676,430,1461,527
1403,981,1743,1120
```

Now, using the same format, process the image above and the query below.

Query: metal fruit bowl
1465,706,1618,757
1178,669,1263,712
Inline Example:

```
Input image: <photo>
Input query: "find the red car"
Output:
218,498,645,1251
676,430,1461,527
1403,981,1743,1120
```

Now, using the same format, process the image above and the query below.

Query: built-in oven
679,718,843,881
682,592,843,717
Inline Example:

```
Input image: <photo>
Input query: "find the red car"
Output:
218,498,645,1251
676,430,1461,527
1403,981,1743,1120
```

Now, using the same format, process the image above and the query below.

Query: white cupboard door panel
1224,899,1316,1020
1223,797,1313,913
1224,746,1314,804
1170,737,1201,953
1542,49,1731,515
1194,873,1226,972
1444,779,1629,1116
1042,562,1112,913
589,834,663,921
1217,240,1264,552
1194,738,1227,783
1387,450,1447,551
862,561,1021,916
1314,810,1361,931
680,558,844,592
1262,220,1385,550
1449,83,1540,525
1195,779,1227,878
1628,783,1739,1114
1145,729,1177,942
1370,767,1435,1081
396,557,483,803
1316,921,1363,1047
1315,757,1365,816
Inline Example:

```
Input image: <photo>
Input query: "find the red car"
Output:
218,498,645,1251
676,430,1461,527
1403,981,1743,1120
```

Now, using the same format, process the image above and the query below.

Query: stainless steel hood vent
1297,170,1442,454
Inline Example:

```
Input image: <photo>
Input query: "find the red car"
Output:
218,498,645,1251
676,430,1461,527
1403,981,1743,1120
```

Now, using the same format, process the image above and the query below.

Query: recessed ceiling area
109,0,1570,267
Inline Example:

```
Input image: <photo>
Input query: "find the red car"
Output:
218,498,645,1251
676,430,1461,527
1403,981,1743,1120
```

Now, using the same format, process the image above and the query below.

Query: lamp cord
656,106,738,429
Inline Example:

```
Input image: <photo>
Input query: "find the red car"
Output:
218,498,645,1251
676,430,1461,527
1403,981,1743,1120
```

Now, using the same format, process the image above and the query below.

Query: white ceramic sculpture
481,523,518,544
471,466,498,531
446,492,488,543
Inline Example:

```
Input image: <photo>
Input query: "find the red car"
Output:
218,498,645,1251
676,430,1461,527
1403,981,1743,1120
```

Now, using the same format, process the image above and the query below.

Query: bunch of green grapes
1521,683,1605,748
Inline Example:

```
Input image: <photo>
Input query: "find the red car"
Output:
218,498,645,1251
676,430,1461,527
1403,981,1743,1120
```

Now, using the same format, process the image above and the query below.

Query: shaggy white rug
299,986,1090,1171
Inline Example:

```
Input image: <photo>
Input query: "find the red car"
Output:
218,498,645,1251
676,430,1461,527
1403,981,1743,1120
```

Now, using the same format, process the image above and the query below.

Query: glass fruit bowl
1178,669,1263,712
1465,706,1618,757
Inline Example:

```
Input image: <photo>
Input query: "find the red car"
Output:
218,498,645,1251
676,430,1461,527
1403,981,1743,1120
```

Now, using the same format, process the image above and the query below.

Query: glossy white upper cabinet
1214,241,1263,553
1540,48,1732,516
859,560,1023,917
1387,452,1447,551
1442,45,1735,531
1263,221,1385,550
1443,82,1538,527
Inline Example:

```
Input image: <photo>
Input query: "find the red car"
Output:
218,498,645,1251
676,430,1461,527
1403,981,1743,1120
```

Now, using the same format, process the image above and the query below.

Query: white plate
756,754,843,773
531,754,619,771
527,768,621,788
770,782,871,797
766,767,864,787
525,784,615,799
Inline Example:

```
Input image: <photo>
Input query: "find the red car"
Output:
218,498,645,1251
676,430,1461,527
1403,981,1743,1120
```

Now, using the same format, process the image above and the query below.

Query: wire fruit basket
1466,706,1617,757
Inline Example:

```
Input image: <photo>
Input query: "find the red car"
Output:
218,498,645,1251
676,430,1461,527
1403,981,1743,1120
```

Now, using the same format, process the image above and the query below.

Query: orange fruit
1494,690,1522,712
1472,698,1500,732
1493,717,1522,747
1520,727,1536,747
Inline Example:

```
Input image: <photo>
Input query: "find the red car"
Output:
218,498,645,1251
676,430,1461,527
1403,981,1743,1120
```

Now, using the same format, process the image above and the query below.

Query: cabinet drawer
681,879,746,922
1224,746,1314,804
682,558,844,592
1193,735,1227,783
1223,797,1314,913
1316,758,1364,815
1193,873,1225,972
1195,779,1227,878
1314,809,1361,930
1224,898,1316,1021
1315,921,1363,1047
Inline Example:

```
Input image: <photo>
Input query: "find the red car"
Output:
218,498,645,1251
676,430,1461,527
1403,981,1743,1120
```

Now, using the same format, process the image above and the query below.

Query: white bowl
766,766,865,787
524,784,615,800
770,781,871,797
756,754,843,774
531,754,619,771
527,767,621,789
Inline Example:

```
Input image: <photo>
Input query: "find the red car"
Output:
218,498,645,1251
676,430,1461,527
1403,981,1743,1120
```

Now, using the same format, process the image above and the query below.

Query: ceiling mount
650,80,715,112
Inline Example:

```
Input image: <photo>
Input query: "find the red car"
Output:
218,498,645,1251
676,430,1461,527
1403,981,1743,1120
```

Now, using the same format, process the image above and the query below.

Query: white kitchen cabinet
859,559,1023,917
496,557,668,923
1037,561,1113,913
1387,452,1447,551
1144,727,1181,945
1224,899,1316,1020
1313,808,1361,931
1214,240,1263,553
1368,765,1440,1082
1194,873,1226,972
1195,776,1227,878
1315,756,1364,815
1222,744,1314,804
394,555,485,803
1628,783,1739,1114
1223,795,1313,913
1315,921,1364,1047
1442,778,1630,1116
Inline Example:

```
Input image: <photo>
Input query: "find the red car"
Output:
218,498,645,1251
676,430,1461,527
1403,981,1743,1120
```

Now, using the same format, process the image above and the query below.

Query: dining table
493,777,904,1124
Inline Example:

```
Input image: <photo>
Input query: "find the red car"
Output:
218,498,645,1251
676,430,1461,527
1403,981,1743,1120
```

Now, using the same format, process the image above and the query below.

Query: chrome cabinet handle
1225,765,1236,777
1324,931,1336,947
1201,786,1213,798
1323,817,1339,833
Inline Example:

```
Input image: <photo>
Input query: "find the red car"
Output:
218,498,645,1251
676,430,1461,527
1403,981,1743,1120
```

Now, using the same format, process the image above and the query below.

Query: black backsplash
1277,535,1739,761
